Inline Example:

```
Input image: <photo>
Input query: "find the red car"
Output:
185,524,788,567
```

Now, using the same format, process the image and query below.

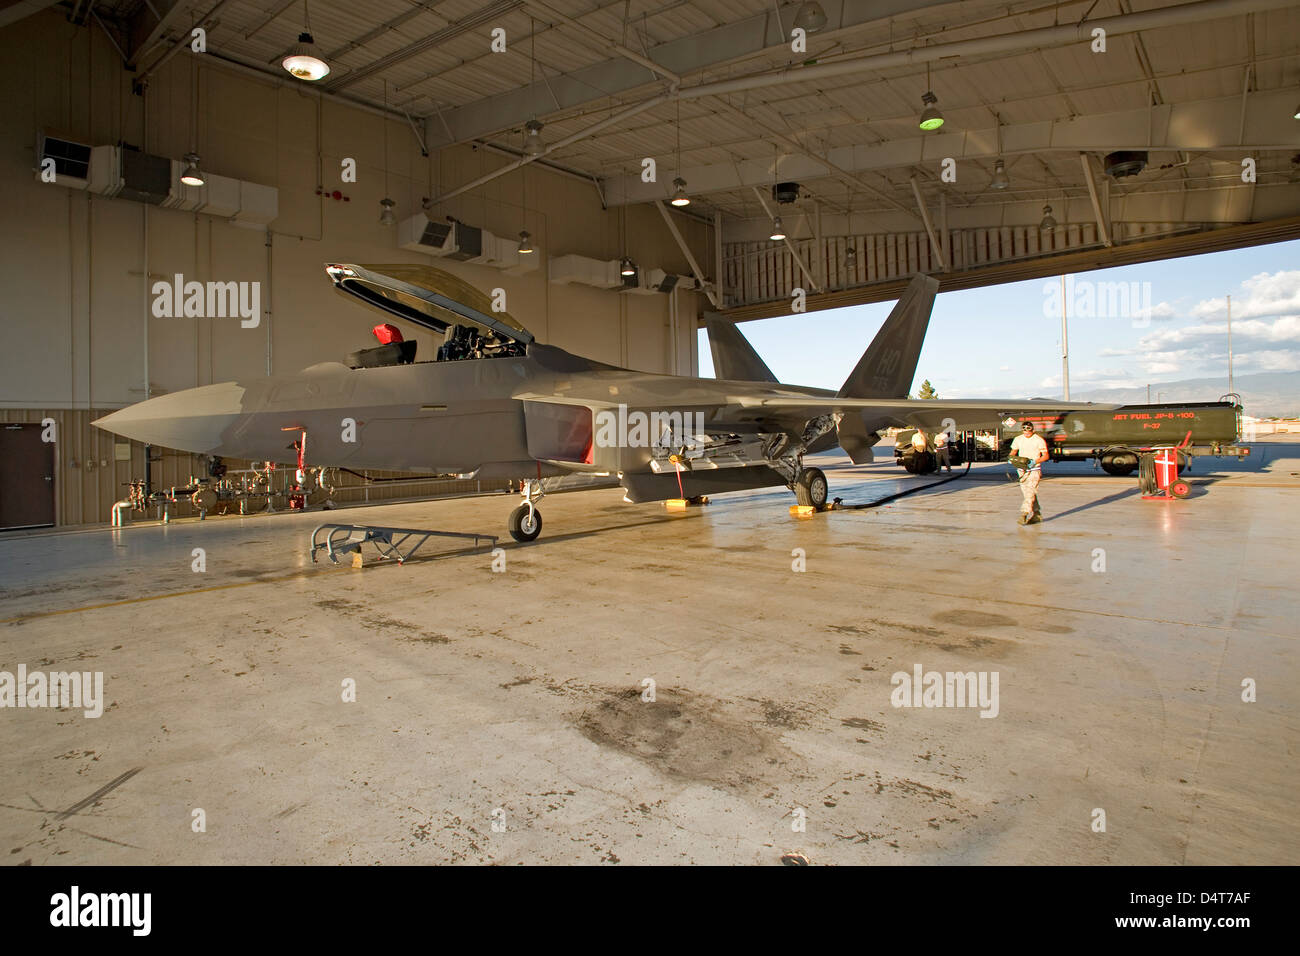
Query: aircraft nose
93,382,247,453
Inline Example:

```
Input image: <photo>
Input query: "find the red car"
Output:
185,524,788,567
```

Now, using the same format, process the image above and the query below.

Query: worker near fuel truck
1009,422,1049,524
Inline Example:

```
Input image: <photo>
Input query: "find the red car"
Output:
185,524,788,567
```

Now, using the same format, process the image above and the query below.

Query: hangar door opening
0,423,55,530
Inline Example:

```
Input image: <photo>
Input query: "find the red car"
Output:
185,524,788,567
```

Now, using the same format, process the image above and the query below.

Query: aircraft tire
508,504,542,542
796,467,828,509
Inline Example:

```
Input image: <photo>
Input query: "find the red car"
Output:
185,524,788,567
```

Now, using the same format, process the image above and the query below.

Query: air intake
37,131,92,181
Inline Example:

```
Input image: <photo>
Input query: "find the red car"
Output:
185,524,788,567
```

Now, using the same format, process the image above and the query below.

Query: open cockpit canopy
325,262,534,346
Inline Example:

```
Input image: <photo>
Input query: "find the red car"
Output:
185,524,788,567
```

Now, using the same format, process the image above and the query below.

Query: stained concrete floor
2,440,1297,865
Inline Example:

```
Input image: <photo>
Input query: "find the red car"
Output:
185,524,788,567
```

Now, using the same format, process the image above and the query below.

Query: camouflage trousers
1019,469,1042,515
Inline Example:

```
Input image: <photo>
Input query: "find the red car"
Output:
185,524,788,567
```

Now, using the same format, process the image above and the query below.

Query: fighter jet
95,263,1106,541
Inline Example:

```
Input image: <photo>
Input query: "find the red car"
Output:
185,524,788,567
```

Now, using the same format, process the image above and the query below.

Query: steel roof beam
323,0,524,93
601,89,1300,205
421,0,957,149
1079,152,1112,247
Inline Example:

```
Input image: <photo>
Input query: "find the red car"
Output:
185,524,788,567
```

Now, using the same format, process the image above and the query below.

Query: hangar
0,0,1296,868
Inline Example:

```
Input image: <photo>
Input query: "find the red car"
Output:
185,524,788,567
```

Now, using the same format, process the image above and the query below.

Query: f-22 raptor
95,263,1102,541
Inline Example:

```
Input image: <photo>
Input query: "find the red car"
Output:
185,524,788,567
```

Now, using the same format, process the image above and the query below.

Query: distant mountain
1072,371,1300,418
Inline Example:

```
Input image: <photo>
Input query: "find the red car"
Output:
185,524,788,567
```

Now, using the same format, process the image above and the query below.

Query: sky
698,238,1300,399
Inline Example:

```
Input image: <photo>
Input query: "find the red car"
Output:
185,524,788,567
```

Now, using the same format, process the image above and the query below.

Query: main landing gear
508,479,544,542
794,466,828,509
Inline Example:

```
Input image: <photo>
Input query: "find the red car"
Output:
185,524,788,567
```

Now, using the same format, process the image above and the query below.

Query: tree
917,379,939,399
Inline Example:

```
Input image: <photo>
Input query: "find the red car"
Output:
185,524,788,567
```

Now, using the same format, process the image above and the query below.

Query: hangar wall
0,12,711,526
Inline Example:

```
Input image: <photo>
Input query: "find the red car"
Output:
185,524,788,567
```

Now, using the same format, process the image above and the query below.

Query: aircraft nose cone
93,382,246,453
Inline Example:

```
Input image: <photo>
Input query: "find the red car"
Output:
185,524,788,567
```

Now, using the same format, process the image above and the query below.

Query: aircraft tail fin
704,313,779,383
836,273,939,399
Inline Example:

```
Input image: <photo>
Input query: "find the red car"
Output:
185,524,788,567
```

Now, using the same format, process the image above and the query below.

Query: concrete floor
2,440,1297,865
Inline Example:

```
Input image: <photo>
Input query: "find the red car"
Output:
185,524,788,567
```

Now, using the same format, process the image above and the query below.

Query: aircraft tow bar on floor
310,523,498,566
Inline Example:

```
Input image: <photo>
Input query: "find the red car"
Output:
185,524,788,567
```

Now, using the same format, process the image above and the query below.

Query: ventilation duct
397,215,538,274
548,254,694,295
36,137,277,226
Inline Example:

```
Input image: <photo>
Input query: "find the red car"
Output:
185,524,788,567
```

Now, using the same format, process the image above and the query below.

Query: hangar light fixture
670,177,691,206
517,230,534,255
1039,204,1057,231
918,91,944,131
669,99,690,206
620,256,637,276
769,216,786,241
524,119,545,158
522,24,545,158
990,159,1010,189
180,152,205,187
793,2,828,34
917,62,944,131
379,197,396,226
1294,102,1300,120
282,2,329,81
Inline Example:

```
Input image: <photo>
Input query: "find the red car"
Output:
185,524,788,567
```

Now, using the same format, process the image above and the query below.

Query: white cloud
1230,349,1300,372
1188,270,1300,321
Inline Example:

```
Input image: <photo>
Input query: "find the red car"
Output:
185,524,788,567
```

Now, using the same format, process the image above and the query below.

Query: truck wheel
1101,453,1137,476
796,467,828,509
1170,480,1191,499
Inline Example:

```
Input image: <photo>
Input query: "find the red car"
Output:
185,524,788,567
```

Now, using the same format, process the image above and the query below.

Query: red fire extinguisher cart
1139,431,1193,500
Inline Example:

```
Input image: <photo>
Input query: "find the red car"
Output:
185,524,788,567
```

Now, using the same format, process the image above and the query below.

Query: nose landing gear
508,479,544,541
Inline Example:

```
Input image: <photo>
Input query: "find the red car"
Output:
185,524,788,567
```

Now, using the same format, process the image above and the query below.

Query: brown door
0,423,56,530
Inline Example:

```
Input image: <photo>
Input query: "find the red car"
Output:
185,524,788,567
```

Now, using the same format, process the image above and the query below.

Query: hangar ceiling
42,0,1300,317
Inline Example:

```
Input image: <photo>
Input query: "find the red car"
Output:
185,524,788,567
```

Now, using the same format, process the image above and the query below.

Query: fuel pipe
829,432,974,511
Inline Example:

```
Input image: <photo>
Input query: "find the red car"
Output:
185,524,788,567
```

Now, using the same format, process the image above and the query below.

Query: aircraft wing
734,395,1118,425
515,385,1114,445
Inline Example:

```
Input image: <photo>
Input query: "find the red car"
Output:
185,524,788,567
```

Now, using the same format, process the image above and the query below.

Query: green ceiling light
918,91,944,131
379,197,396,227
180,152,205,187
769,216,786,241
620,256,637,276
1039,204,1057,231
517,230,534,255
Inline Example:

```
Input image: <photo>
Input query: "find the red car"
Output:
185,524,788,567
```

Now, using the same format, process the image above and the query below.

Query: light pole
1060,274,1070,400
1227,293,1234,395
